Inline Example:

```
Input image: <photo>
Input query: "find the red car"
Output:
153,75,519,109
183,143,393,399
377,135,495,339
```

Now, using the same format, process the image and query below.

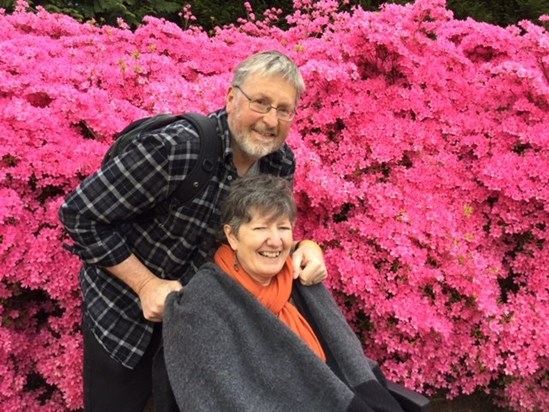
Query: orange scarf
214,244,326,362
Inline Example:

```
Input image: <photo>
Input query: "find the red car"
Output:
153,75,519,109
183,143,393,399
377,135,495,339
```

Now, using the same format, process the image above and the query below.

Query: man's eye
254,99,269,107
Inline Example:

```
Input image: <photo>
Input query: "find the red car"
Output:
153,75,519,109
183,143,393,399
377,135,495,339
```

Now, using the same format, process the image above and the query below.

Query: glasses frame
234,86,296,122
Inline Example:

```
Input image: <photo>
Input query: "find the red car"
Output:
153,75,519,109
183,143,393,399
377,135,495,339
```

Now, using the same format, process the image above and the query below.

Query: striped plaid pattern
59,108,295,368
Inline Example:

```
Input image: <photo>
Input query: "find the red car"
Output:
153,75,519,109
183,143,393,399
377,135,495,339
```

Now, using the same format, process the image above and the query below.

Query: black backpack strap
171,113,221,206
103,114,189,166
104,112,221,222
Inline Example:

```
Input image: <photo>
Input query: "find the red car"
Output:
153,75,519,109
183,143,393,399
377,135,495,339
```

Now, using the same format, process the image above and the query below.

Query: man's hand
136,277,182,322
292,240,327,285
106,254,182,322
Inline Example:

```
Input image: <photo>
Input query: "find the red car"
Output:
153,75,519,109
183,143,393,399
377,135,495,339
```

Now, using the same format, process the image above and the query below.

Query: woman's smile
225,209,293,286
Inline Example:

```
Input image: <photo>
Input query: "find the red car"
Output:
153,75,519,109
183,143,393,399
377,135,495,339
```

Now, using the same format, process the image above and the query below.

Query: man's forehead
241,74,297,102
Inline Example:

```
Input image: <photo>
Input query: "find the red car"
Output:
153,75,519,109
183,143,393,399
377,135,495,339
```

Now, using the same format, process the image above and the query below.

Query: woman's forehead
248,207,291,223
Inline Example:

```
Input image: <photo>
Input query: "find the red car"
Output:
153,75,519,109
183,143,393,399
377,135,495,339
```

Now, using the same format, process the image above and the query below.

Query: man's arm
59,131,187,322
59,135,173,267
106,254,182,322
291,240,328,285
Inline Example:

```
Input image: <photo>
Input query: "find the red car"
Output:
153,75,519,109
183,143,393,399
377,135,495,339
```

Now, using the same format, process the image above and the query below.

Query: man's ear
225,86,236,113
224,224,238,250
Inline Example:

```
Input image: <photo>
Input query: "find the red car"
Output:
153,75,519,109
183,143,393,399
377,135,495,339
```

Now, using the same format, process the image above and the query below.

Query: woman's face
224,209,293,286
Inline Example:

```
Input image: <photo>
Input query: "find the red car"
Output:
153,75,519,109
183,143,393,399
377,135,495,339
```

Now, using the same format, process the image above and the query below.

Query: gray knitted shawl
163,263,403,412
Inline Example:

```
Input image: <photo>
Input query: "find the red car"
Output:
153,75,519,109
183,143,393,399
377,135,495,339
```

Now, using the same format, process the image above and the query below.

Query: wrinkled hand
292,240,328,286
136,277,182,322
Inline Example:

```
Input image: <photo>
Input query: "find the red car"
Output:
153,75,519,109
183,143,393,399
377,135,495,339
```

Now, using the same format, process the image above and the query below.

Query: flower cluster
1,0,547,410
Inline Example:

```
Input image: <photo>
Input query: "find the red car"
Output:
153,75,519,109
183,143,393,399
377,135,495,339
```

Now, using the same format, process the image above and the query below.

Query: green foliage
448,0,549,27
0,0,183,26
350,0,412,9
1,0,547,29
190,0,294,32
0,0,14,10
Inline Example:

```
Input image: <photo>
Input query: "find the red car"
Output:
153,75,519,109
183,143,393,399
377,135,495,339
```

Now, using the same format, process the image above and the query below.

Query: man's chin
233,131,284,158
245,143,282,158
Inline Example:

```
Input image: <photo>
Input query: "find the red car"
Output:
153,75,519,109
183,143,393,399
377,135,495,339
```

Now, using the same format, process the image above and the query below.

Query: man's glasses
234,86,296,122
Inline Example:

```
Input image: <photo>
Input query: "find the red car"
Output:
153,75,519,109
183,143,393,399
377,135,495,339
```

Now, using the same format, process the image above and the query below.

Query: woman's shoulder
187,262,223,288
187,262,244,296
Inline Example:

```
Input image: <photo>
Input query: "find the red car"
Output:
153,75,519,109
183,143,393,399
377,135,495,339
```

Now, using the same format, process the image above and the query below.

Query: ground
430,391,511,411
146,390,512,411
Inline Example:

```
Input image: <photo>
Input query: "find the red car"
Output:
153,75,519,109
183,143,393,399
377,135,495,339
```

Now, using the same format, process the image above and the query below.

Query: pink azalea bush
1,0,547,410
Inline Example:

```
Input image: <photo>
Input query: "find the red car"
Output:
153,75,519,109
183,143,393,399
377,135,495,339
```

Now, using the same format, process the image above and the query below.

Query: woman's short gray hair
231,50,306,103
220,174,297,238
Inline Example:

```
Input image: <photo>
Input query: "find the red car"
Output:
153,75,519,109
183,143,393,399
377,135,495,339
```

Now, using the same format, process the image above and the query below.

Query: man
59,51,327,412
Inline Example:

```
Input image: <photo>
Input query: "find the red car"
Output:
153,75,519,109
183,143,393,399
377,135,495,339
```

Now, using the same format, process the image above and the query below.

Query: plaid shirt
59,108,295,368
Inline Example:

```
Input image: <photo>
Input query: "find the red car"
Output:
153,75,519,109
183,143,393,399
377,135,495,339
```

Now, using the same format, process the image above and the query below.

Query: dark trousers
82,315,178,412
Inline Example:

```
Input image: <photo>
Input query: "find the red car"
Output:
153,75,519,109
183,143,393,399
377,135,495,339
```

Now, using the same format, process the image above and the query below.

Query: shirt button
227,175,233,181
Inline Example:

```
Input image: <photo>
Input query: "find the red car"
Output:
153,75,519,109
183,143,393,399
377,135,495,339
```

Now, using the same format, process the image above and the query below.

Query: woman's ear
224,224,238,250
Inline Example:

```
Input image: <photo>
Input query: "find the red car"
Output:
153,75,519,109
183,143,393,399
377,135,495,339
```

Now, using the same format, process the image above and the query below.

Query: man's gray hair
220,174,297,238
231,50,306,103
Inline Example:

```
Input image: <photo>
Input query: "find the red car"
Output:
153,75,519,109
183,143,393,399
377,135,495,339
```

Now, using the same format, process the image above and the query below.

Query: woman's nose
265,229,283,246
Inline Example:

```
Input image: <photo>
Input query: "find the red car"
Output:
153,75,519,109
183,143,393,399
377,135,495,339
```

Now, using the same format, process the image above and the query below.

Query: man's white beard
229,113,282,159
234,130,282,158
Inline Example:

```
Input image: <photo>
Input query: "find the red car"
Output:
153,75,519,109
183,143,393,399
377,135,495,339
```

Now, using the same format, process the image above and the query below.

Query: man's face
226,73,297,160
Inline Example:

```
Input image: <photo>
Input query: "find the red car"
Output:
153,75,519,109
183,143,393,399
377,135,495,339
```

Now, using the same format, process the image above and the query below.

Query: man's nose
262,108,279,128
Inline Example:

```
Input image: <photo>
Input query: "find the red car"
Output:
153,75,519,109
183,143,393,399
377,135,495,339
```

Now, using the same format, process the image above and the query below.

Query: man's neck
233,155,258,176
232,147,260,177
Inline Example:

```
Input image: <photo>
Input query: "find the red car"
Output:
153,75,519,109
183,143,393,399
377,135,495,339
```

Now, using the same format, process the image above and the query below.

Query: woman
162,175,404,412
